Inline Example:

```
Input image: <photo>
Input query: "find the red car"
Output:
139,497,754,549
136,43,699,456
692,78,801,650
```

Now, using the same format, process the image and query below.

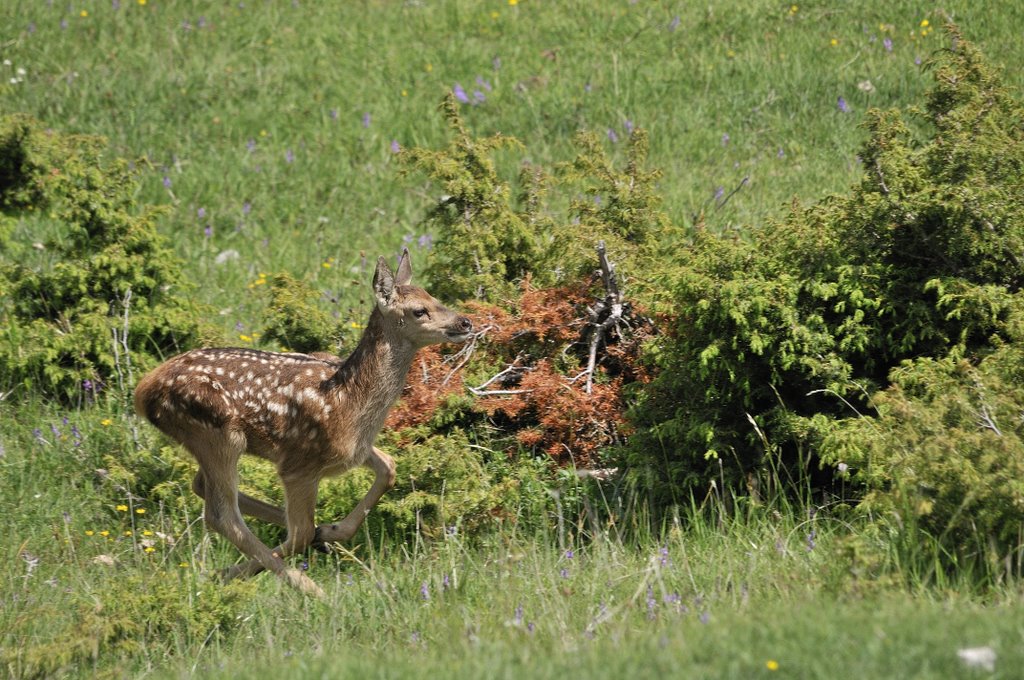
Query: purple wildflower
837,96,850,113
584,82,592,93
112,1,121,9
60,18,68,30
492,56,502,70
420,582,430,600
624,119,635,135
417,233,432,249
714,186,725,201
721,132,730,146
560,567,569,579
204,225,213,238
162,176,172,189
362,112,371,128
883,37,893,52
300,560,309,571
476,75,493,91
777,147,785,158
198,16,207,28
646,586,657,620
442,573,450,589
527,622,535,633
330,108,339,121
514,604,523,625
607,128,619,143
82,379,93,392
285,148,295,163
659,545,670,566
565,549,574,559
197,207,207,219
915,56,922,65
699,611,711,624
243,201,252,215
473,89,486,103
390,140,401,153
669,15,680,31
33,428,45,444
453,83,469,104
246,138,256,152
806,529,817,552
28,22,36,34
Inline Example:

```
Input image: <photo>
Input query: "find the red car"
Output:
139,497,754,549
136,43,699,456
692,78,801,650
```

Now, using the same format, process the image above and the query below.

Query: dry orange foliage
386,278,653,469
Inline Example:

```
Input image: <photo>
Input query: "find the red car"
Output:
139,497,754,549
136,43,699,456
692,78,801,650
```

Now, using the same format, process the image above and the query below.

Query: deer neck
331,306,416,427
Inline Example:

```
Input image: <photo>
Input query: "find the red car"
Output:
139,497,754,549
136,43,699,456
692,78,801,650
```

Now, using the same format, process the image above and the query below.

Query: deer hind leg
188,434,323,598
223,475,319,580
193,470,287,527
314,446,396,547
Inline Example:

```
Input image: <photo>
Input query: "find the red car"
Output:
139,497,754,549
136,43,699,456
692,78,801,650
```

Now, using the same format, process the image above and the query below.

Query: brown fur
134,249,472,596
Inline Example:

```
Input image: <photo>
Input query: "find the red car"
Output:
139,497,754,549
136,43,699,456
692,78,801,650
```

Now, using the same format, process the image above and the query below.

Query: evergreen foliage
0,114,210,401
259,272,340,354
625,26,1024,534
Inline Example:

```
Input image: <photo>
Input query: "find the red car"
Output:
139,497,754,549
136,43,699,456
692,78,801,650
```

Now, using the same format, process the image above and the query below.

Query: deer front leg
314,446,396,547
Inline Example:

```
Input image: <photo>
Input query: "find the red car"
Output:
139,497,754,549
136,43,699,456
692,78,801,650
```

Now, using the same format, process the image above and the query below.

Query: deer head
372,248,473,347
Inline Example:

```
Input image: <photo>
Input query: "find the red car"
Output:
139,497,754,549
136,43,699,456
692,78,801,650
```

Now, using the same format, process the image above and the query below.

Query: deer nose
456,316,473,333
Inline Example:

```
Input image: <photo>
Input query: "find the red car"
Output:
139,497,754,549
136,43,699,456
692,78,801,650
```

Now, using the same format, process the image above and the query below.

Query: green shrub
822,346,1024,577
0,114,212,401
259,272,341,354
625,26,1024,505
399,94,542,303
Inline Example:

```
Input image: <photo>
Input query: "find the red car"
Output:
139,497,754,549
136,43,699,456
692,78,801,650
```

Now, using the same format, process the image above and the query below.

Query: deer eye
412,308,429,319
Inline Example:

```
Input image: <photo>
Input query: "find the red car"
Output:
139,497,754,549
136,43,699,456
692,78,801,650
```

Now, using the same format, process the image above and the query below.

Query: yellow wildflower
101,418,112,426
138,0,146,5
80,10,88,17
99,530,110,537
830,38,838,46
116,504,128,512
135,508,146,515
179,562,190,568
144,546,156,553
85,530,94,536
920,19,929,28
766,660,780,671
142,530,153,536
509,0,518,5
124,530,133,536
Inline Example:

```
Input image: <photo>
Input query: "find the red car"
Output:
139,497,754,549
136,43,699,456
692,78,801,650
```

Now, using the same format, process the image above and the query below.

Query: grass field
3,1,1024,677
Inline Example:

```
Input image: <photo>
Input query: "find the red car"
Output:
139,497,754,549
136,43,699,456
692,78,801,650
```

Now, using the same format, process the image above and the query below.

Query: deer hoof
283,568,325,599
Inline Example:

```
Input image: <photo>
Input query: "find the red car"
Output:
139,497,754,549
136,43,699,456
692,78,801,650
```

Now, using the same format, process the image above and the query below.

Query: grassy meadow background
3,1,1024,677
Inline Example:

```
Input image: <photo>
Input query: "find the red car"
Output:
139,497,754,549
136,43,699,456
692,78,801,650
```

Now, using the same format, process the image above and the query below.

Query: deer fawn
134,249,472,596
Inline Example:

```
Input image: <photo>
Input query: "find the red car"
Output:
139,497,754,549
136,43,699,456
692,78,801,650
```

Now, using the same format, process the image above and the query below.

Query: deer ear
395,247,413,286
373,256,396,307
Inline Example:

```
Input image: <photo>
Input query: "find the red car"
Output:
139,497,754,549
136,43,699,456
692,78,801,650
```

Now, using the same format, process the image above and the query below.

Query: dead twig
584,241,624,394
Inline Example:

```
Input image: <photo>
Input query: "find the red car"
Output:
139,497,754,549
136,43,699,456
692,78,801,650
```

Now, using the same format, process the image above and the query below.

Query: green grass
4,401,1023,678
4,1,1024,677
4,0,1024,337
